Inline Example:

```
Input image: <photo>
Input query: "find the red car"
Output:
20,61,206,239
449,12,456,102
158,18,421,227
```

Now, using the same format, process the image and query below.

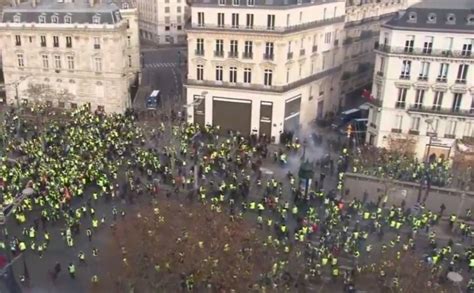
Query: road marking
144,62,178,69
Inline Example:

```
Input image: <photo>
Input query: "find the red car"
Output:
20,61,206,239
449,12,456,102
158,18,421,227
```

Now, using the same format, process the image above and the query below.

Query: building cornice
381,23,474,35
0,22,127,33
344,12,397,28
191,0,343,10
185,65,340,93
185,16,345,36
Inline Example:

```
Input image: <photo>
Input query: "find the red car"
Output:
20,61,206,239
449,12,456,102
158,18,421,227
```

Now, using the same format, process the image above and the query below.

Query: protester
0,104,471,291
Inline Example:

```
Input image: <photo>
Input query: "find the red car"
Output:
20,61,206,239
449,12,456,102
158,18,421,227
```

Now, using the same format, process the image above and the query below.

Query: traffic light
346,124,352,138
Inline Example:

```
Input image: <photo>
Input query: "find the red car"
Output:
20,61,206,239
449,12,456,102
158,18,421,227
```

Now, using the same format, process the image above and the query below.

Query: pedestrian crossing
144,62,178,69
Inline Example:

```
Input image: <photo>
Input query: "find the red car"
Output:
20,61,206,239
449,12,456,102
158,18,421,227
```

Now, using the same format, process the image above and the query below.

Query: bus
146,90,161,109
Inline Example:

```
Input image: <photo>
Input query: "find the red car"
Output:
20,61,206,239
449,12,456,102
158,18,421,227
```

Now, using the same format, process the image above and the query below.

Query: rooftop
384,0,474,31
191,0,343,8
1,0,123,24
411,0,473,9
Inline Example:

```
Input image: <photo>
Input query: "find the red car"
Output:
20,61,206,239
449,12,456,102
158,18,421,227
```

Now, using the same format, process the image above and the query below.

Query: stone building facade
340,0,408,107
366,0,474,159
0,0,140,113
185,0,346,142
137,0,188,44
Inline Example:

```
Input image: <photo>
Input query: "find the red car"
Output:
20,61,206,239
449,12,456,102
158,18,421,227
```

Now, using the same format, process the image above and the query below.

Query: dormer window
468,14,474,25
446,13,455,24
427,13,437,23
247,0,254,6
407,12,417,23
64,15,72,23
122,2,129,9
13,15,21,23
114,11,121,21
51,15,59,23
218,0,225,5
232,0,239,5
39,15,46,23
92,15,101,24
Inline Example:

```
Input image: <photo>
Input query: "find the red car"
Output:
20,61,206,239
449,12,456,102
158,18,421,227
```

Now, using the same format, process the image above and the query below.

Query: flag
361,89,371,99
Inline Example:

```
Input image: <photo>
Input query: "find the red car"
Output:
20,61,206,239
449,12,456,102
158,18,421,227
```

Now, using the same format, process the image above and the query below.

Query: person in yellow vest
19,241,27,252
292,206,298,216
331,266,339,279
469,257,474,272
249,202,256,210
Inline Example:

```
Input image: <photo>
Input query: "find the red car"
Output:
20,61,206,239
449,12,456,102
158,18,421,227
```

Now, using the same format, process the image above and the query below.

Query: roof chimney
89,0,94,6
32,0,37,7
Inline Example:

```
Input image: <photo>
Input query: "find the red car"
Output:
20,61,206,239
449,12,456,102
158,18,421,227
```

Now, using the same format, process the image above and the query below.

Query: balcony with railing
287,52,293,60
418,75,428,82
395,101,406,109
185,65,341,93
312,45,318,53
299,49,305,56
195,49,204,56
242,52,253,59
399,74,410,80
186,16,345,34
214,50,224,57
228,51,239,58
407,104,474,117
263,53,274,61
375,44,474,59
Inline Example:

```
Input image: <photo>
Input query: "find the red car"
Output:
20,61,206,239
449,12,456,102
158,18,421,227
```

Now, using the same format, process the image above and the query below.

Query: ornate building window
92,15,101,24
427,13,437,24
446,13,456,24
407,12,417,23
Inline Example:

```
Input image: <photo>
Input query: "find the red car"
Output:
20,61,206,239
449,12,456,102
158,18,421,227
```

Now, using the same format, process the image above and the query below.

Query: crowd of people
0,104,473,292
352,146,453,188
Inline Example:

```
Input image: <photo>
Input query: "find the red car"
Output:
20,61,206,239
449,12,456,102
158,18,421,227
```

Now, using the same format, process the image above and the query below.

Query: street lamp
298,160,314,199
2,75,32,137
425,118,435,163
180,91,207,191
417,118,435,203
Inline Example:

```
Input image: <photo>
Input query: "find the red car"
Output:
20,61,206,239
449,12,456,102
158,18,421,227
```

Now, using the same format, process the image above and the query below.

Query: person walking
68,262,76,279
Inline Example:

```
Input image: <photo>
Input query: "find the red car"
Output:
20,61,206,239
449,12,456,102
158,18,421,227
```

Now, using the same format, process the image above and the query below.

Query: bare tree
23,83,56,103
54,88,74,105
355,250,456,293
23,83,74,106
386,134,417,156
96,200,276,292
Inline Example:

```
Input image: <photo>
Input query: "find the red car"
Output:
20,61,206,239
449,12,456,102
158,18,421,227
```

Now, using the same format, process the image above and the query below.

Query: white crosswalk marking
144,62,178,69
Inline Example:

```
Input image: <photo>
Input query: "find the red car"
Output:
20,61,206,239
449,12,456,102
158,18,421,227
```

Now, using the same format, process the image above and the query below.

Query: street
135,46,187,110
